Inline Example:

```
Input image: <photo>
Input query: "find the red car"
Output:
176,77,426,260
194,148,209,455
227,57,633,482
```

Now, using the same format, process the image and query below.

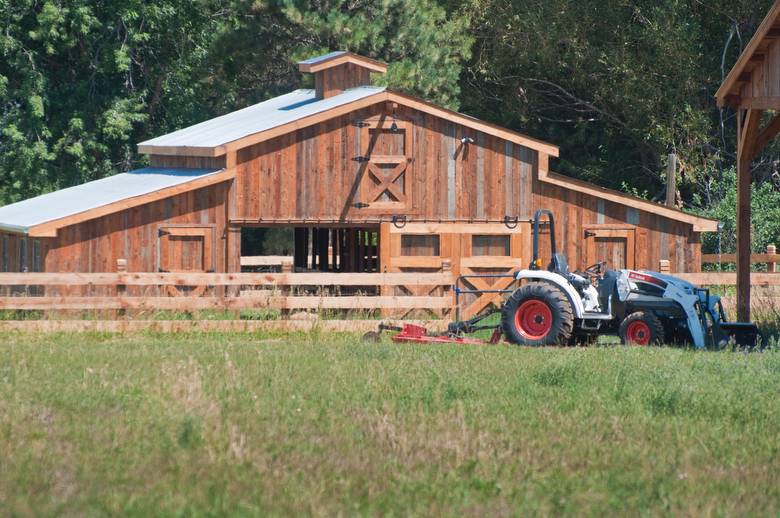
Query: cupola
298,51,387,100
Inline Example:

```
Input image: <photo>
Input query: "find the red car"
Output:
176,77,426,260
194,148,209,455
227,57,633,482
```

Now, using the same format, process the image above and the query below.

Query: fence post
659,260,671,274
281,258,293,319
768,245,777,273
116,259,127,319
442,260,454,319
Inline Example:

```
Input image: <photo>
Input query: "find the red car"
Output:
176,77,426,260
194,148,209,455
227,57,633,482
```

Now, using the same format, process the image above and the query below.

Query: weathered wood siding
44,182,230,273
533,181,702,273
233,105,537,222
0,231,48,272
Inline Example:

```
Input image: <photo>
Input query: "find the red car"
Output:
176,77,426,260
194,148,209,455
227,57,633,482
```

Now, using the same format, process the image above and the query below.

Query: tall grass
0,332,778,515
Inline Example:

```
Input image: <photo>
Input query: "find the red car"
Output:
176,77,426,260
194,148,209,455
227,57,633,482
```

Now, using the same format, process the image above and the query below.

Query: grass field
0,332,778,516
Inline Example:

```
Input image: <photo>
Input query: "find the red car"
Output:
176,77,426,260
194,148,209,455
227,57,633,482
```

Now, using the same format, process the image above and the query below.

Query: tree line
1,0,778,251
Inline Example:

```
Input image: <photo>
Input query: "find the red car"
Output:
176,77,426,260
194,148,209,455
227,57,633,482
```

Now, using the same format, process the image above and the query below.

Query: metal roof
0,167,222,234
298,51,347,66
139,86,386,149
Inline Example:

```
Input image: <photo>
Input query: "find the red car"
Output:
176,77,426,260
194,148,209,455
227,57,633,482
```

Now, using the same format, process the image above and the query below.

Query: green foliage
280,0,472,108
460,0,775,203
699,167,780,255
0,0,471,202
0,333,779,514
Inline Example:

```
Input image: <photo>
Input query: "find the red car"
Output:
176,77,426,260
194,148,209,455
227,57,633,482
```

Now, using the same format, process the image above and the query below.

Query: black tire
618,312,664,346
501,282,574,346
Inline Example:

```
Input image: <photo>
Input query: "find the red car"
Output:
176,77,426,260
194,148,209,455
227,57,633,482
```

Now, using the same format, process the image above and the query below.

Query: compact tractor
376,210,763,349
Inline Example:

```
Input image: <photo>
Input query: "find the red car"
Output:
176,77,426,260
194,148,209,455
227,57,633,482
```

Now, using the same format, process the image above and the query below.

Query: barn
0,51,717,286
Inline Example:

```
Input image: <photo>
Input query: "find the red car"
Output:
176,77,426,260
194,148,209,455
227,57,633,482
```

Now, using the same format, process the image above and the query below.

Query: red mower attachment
365,323,503,346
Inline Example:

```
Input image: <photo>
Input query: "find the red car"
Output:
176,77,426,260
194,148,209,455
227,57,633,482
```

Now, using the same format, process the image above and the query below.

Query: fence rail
0,271,455,313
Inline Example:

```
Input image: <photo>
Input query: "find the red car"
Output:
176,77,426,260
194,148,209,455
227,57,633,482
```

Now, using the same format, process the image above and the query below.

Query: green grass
0,332,779,516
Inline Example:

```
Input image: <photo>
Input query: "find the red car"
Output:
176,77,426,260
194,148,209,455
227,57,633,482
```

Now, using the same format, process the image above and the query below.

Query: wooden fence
0,271,455,313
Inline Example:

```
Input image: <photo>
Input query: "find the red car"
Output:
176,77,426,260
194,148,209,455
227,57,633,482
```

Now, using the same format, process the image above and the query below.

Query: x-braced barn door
355,116,414,214
380,223,526,319
584,225,636,270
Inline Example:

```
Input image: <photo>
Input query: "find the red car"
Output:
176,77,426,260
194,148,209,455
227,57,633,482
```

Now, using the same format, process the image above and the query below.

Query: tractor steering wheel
583,261,607,280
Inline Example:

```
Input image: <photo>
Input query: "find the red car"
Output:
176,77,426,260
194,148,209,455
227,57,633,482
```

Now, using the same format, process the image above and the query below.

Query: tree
459,0,775,210
0,0,225,202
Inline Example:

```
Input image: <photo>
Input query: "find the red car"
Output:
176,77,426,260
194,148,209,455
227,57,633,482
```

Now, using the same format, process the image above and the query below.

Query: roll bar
530,209,556,270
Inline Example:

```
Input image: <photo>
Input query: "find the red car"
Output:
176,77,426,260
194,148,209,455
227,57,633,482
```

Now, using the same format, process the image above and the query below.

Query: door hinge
352,156,370,163
585,230,596,238
353,121,370,128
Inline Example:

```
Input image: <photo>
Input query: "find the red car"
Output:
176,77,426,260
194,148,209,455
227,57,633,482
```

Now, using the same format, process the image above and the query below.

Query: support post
768,244,777,273
666,153,677,208
736,109,762,322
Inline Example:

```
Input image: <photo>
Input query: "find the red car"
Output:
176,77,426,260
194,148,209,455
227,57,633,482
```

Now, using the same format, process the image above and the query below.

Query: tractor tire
501,282,574,346
619,312,664,346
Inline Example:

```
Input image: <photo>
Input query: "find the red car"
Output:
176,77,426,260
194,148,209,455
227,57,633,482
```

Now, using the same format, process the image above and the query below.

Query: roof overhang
298,51,388,74
716,1,780,107
140,90,560,159
22,168,236,238
536,166,718,232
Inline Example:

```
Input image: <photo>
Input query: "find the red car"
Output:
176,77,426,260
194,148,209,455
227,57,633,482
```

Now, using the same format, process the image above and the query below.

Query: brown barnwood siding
532,181,702,273
44,182,230,273
315,63,371,99
233,105,539,222
0,231,48,273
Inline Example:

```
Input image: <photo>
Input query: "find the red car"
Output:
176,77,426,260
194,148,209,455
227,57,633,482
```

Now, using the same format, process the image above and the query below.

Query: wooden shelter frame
716,0,780,321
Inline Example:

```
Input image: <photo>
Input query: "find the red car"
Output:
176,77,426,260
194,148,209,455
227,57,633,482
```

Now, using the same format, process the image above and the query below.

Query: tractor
377,210,763,349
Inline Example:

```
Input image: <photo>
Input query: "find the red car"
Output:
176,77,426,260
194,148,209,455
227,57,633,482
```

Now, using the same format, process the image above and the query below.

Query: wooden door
158,225,216,297
584,225,636,270
380,222,525,319
358,116,414,214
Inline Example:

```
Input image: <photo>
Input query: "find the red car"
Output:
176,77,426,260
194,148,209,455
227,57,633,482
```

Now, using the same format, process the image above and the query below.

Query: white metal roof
298,51,347,66
0,167,222,234
139,86,386,149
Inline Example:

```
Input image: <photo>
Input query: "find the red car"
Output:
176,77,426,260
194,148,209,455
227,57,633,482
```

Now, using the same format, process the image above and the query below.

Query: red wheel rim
625,321,652,345
514,300,554,341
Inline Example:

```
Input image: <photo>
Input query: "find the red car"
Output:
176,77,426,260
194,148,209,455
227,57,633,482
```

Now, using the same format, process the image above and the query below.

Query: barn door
357,116,414,213
584,226,636,270
158,225,216,296
458,230,524,319
380,223,525,319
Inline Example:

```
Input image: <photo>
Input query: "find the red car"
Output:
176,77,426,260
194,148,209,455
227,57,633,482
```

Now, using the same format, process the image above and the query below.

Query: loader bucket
717,322,765,349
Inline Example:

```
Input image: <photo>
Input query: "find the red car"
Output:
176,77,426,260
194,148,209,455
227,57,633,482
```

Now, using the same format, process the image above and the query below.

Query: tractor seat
598,270,619,310
549,253,570,275
550,254,591,290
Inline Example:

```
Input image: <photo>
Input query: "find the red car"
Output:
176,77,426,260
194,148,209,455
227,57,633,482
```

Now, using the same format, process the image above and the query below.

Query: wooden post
768,244,777,273
666,153,677,208
280,258,293,319
442,259,454,319
736,109,762,322
659,259,671,274
116,258,127,319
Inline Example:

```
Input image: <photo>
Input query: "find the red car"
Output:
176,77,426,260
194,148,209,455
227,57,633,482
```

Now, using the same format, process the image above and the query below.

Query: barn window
401,235,440,257
19,238,27,272
472,235,510,256
32,240,42,272
1,235,7,272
